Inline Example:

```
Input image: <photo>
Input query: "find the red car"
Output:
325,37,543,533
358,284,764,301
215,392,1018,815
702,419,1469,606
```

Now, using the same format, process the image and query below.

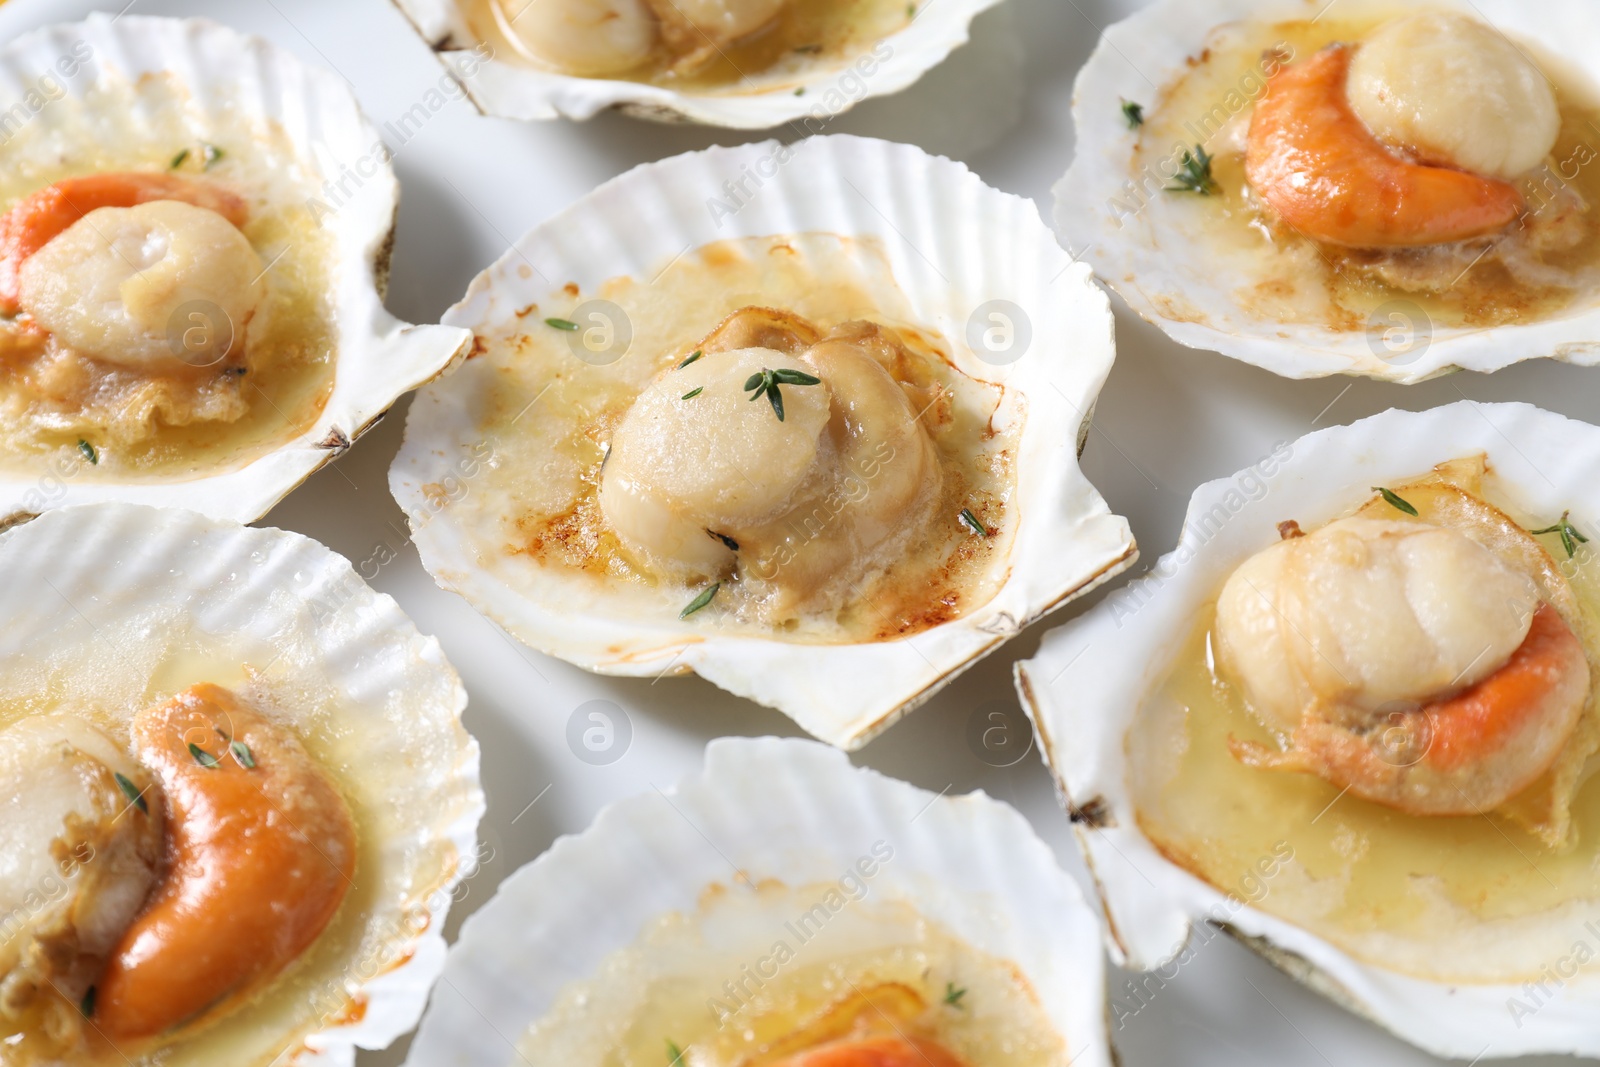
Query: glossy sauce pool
1130,488,1600,983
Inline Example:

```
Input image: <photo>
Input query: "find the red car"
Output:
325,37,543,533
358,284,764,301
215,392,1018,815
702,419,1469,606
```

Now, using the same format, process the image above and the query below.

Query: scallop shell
0,503,484,1066
0,15,471,524
389,0,1005,128
1053,0,1600,384
389,134,1136,749
1015,401,1600,1059
403,735,1111,1067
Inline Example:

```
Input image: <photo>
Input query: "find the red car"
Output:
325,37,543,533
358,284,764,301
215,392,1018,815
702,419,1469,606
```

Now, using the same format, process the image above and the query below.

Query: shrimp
1244,43,1525,248
94,684,355,1040
769,1035,970,1067
0,172,248,315
1233,602,1590,815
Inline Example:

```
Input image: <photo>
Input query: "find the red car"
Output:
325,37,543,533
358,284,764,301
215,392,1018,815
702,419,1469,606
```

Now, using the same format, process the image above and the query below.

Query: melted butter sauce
0,71,337,481
467,0,911,92
516,883,1071,1067
1132,474,1600,983
1136,6,1600,330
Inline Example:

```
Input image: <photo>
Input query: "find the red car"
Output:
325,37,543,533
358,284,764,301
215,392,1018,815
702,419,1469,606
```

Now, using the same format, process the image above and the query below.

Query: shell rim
0,502,486,1066
386,0,1008,128
402,734,1113,1067
1015,400,1600,1060
389,133,1138,750
0,13,473,526
1051,0,1600,385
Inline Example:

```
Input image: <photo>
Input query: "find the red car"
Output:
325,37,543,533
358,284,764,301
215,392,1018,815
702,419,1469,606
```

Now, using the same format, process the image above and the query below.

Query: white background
1,0,1593,1064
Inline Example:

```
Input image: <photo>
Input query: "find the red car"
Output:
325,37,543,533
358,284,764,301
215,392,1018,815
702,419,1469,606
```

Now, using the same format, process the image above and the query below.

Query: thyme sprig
744,367,821,422
1372,486,1419,517
1166,144,1218,195
1121,99,1144,129
115,772,148,814
1532,510,1589,559
680,583,719,619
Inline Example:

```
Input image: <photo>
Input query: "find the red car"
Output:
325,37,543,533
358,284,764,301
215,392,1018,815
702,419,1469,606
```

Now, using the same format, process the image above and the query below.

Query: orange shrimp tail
1242,603,1590,816
0,172,248,314
1421,601,1588,777
94,684,354,1040
771,1036,971,1067
1245,43,1525,248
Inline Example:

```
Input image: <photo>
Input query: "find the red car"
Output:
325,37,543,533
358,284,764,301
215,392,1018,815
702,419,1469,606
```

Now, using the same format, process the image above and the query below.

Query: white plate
1,2,1596,1066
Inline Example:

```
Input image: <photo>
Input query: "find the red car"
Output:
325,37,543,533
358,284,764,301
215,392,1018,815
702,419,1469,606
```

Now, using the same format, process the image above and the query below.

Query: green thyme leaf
959,507,988,536
707,530,739,551
1531,510,1588,558
77,439,97,465
1121,99,1145,129
944,981,967,1007
114,772,148,814
188,742,220,768
545,317,579,331
80,986,96,1018
680,583,719,619
744,368,820,423
1372,486,1419,517
666,1040,686,1066
230,739,256,769
794,43,822,54
681,386,704,400
794,87,805,96
169,147,190,169
202,142,224,169
678,350,703,369
1165,144,1218,196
